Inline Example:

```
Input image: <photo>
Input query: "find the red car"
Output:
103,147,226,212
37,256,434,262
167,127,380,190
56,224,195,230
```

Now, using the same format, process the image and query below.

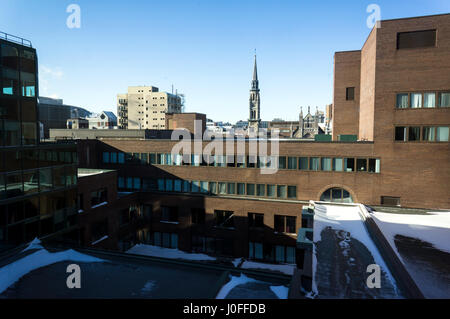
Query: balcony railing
0,31,32,47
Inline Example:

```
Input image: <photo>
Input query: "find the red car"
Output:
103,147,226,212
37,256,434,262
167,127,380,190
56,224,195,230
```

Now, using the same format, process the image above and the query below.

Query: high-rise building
117,86,182,129
248,55,261,132
0,32,78,250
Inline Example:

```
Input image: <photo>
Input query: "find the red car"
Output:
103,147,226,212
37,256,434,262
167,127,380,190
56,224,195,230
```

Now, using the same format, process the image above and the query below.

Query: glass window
299,157,308,170
118,153,125,164
436,127,449,142
149,153,157,164
21,71,35,97
21,49,36,73
157,153,164,165
111,152,117,163
200,181,208,193
208,181,217,194
22,122,36,145
227,182,235,195
171,233,178,249
256,184,265,196
118,177,124,189
182,180,190,192
246,183,255,196
127,177,133,189
309,157,319,171
396,93,409,108
333,158,343,171
6,172,23,198
287,186,296,199
424,93,436,108
287,157,297,169
237,183,245,195
191,181,199,193
439,92,450,107
267,184,276,197
157,179,165,191
321,158,332,171
357,158,367,171
286,247,296,264
102,152,110,163
236,154,245,168
410,93,422,108
246,155,256,168
23,171,38,194
140,153,148,164
408,127,420,141
277,185,286,198
218,182,226,194
368,159,380,173
275,245,285,263
332,188,343,202
395,126,407,141
344,158,355,172
214,210,234,228
165,179,173,192
423,127,435,141
278,156,286,169
1,44,19,69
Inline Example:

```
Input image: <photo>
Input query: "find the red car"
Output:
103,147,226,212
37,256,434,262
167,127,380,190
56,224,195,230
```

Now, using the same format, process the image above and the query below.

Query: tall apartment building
117,86,182,129
0,33,78,250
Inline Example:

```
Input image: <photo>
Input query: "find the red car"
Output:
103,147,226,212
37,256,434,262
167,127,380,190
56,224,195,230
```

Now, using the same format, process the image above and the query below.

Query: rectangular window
381,196,401,207
174,179,182,192
91,188,107,207
200,181,208,193
209,181,217,194
102,152,110,163
140,153,148,164
149,153,157,164
267,184,276,197
157,179,165,191
423,127,435,141
395,126,407,141
249,242,263,260
246,183,255,196
368,159,381,173
118,177,124,189
321,158,332,171
191,181,200,193
424,93,436,108
439,92,450,107
309,157,319,171
410,93,422,108
237,183,245,195
236,154,245,168
408,126,420,141
248,213,264,228
118,153,125,164
397,29,436,50
182,180,190,192
227,182,236,195
333,158,343,171
133,177,141,190
436,127,449,142
396,94,409,109
256,184,265,196
218,182,227,195
356,158,367,171
346,87,355,101
111,152,117,163
299,157,308,170
277,185,287,198
278,156,286,169
344,158,355,172
274,215,296,234
287,186,297,199
165,179,173,192
246,155,256,168
214,210,234,228
161,206,178,223
157,153,164,165
287,157,297,169
191,208,205,224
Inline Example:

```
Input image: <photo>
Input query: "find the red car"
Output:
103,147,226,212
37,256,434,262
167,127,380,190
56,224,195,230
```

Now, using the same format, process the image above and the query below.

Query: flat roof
0,245,291,299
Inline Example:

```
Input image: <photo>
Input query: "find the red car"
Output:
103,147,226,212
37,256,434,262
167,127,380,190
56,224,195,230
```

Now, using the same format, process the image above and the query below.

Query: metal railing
0,31,32,47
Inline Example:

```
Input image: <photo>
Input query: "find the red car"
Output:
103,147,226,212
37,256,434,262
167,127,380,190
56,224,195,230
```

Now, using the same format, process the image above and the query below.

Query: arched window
320,187,353,203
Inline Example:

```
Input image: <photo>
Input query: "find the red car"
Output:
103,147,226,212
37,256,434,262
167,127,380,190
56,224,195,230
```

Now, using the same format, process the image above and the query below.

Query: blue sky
1,0,448,122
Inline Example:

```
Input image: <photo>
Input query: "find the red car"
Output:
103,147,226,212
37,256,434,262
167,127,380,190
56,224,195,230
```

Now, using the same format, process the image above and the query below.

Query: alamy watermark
66,264,81,289
366,4,381,29
66,4,81,29
366,264,381,288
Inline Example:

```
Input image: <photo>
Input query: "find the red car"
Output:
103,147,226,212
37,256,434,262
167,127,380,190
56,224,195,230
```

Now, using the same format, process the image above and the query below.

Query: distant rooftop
78,168,115,178
0,31,32,47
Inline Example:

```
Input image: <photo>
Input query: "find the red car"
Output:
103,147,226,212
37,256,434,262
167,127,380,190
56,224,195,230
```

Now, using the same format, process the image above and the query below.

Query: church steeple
248,52,261,132
251,54,259,91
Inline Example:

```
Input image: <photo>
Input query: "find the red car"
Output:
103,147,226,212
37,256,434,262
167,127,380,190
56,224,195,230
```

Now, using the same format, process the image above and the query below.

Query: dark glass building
0,32,78,250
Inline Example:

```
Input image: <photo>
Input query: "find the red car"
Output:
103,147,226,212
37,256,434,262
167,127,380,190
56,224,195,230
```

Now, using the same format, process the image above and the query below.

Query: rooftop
0,31,32,48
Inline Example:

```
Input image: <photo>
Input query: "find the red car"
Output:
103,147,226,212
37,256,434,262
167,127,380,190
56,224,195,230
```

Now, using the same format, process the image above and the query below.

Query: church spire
251,53,259,91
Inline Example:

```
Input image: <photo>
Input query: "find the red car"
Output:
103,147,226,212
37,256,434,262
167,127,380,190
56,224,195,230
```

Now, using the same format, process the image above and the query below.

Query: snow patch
270,285,289,299
240,261,295,275
21,238,43,252
0,248,104,294
126,244,216,261
216,274,258,299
